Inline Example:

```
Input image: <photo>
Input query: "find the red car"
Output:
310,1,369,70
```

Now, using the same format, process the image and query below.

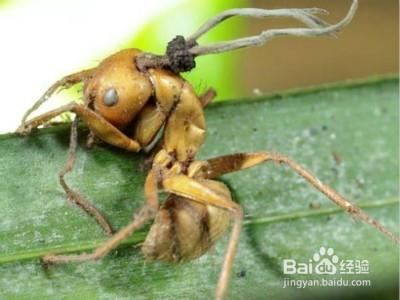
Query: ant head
84,49,153,128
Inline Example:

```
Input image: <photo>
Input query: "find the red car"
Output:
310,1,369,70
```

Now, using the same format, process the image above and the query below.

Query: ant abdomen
142,193,231,262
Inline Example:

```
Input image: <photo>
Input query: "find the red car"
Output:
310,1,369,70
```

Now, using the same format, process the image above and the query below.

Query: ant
16,1,359,234
17,49,216,234
15,1,398,299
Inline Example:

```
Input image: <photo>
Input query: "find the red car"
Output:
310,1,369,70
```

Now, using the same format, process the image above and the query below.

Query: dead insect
15,1,398,300
16,1,359,233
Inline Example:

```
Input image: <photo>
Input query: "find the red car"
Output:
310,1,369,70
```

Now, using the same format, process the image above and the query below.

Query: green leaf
0,76,398,299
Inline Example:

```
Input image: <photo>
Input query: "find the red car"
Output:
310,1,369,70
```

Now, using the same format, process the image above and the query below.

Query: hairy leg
19,69,94,127
59,119,113,236
42,169,161,264
205,151,400,244
43,205,156,264
16,102,140,152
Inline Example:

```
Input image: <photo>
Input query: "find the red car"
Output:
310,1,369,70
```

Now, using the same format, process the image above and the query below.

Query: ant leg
42,169,160,264
16,102,141,152
205,152,400,244
162,175,243,300
143,169,160,210
59,118,113,236
141,86,212,157
85,130,99,148
217,207,242,300
135,83,211,171
199,88,217,107
19,69,94,126
43,205,156,264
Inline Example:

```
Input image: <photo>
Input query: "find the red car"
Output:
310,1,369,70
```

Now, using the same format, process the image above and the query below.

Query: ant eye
103,88,119,106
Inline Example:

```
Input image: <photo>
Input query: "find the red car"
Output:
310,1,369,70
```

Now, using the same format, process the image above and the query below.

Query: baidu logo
313,247,339,274
283,246,368,275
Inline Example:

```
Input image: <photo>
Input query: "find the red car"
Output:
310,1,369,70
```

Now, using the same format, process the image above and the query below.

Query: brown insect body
142,191,231,262
137,79,228,262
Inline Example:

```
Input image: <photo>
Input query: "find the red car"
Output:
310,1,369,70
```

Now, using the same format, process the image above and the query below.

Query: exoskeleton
18,3,397,300
17,48,213,152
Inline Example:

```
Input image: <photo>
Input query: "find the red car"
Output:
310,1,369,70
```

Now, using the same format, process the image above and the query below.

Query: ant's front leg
16,102,141,152
19,69,94,127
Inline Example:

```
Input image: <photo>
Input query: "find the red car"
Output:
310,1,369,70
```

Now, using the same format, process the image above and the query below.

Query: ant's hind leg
205,152,400,244
59,118,113,236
